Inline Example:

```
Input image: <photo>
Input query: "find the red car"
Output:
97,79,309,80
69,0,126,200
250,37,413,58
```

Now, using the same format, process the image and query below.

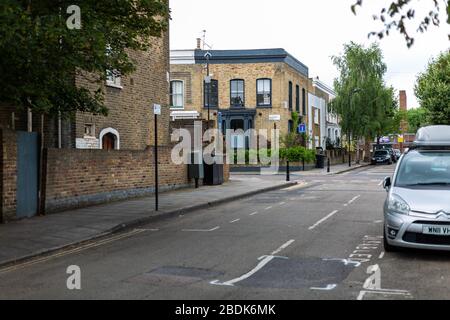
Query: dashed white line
271,239,295,256
279,201,286,205
348,195,361,204
182,226,220,232
378,252,385,259
265,206,273,210
229,219,240,224
309,210,339,230
249,211,259,216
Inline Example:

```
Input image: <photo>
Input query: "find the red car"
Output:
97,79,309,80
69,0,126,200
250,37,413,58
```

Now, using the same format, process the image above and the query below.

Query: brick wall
44,146,188,213
0,129,17,221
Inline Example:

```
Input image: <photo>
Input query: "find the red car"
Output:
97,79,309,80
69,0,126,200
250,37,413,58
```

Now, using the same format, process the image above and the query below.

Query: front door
16,131,39,218
102,133,116,150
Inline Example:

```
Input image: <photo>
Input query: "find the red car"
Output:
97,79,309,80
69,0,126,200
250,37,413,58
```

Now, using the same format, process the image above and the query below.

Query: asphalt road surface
1,165,450,300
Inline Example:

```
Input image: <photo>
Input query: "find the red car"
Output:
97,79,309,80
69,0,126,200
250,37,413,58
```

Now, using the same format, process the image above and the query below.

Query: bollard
327,157,330,173
286,161,290,181
302,158,305,171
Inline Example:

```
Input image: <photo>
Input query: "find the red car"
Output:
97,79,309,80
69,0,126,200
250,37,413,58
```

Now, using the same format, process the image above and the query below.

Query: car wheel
383,227,397,252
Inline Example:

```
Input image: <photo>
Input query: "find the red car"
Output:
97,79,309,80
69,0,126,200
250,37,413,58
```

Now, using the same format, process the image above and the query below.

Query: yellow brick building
169,47,311,148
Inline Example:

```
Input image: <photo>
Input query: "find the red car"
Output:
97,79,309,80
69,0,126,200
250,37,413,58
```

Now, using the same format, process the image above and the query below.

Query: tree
351,0,450,48
415,50,450,124
331,43,397,143
406,107,429,132
0,0,170,117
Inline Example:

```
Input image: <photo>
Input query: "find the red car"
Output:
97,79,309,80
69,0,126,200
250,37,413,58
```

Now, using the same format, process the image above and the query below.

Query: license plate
377,160,384,162
423,225,450,236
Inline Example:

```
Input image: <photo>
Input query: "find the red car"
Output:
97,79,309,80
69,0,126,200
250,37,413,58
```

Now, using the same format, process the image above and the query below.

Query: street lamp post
204,51,212,131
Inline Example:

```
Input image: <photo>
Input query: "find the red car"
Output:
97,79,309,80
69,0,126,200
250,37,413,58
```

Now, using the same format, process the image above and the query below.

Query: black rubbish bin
316,154,325,169
203,162,224,185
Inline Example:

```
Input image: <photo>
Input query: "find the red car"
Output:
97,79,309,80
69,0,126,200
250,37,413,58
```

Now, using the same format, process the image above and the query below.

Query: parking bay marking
210,239,295,287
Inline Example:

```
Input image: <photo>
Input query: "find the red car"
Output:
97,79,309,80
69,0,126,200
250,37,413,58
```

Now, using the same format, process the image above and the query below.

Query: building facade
170,47,311,148
309,78,340,150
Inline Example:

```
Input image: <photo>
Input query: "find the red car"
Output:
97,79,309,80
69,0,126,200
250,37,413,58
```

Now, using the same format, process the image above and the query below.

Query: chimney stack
399,90,407,111
196,38,202,50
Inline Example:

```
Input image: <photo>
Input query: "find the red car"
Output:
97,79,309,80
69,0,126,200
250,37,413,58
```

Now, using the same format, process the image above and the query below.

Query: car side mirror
383,177,392,191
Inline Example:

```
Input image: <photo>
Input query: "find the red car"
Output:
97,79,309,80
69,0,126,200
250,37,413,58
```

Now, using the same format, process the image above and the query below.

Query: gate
16,131,39,218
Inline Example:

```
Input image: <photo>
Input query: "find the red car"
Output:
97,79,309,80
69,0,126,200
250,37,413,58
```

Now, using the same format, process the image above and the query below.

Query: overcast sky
169,0,449,109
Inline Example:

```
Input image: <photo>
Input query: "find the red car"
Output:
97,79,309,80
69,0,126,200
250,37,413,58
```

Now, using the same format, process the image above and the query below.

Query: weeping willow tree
330,42,399,160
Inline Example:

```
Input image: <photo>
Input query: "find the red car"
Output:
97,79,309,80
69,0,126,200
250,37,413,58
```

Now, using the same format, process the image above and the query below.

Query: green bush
279,147,316,163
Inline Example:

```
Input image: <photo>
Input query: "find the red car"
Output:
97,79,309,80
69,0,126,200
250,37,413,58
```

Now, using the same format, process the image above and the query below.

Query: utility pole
204,51,212,131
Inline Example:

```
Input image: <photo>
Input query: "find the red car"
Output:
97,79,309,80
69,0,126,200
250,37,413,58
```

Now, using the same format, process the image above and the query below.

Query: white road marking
249,211,258,216
135,228,159,232
182,226,220,232
229,219,240,224
378,180,384,186
310,284,337,291
265,206,273,210
308,210,339,230
378,252,385,259
271,239,295,256
279,201,286,205
210,239,295,287
348,195,361,204
0,229,146,274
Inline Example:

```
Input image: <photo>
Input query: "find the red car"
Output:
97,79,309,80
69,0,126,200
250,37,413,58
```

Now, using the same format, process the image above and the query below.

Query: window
84,124,95,137
296,85,300,112
105,45,122,88
288,120,294,133
302,88,306,115
288,81,293,110
256,78,272,107
204,79,219,108
106,69,122,88
314,108,319,125
170,80,184,109
230,79,245,107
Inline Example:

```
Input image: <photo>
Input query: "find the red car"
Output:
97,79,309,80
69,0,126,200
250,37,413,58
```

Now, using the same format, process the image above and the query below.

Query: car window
395,151,450,187
374,151,388,156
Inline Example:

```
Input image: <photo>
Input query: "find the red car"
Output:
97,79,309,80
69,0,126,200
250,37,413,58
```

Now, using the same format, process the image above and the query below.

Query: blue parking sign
298,123,306,134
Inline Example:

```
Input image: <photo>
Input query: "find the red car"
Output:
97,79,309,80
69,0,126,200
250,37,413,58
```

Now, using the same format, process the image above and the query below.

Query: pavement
0,175,297,268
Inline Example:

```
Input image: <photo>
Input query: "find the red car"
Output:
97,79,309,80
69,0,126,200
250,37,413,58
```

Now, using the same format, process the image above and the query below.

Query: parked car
371,150,393,165
386,148,398,163
383,125,450,251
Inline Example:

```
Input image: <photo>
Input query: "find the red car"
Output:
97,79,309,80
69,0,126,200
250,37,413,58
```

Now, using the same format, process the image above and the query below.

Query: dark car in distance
371,150,393,165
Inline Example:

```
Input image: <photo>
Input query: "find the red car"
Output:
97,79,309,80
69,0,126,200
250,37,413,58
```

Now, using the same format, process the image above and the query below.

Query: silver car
383,126,450,251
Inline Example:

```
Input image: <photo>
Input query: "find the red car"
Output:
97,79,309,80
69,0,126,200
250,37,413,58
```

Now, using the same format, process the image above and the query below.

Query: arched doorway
102,133,116,150
99,127,120,150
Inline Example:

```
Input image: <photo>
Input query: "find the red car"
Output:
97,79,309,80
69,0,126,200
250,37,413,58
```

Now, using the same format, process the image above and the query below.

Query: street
1,165,450,300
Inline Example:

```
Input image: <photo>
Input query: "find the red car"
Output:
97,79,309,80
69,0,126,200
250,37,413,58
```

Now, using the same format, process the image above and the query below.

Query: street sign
298,123,306,134
153,103,161,115
398,135,404,143
269,114,281,121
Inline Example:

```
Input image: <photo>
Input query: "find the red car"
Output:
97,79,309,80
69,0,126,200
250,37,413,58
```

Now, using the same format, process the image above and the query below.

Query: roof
192,48,309,77
412,126,450,148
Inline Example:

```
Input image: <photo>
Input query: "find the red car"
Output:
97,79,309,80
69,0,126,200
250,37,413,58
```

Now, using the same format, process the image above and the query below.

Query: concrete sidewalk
0,175,296,268
232,162,370,176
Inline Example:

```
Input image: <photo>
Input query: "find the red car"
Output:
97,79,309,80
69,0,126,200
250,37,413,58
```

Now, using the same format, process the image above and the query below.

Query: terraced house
169,43,312,148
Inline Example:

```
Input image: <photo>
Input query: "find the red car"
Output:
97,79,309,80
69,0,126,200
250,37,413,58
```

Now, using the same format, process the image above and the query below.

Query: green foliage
279,147,316,163
415,51,450,125
406,107,429,132
331,42,398,142
0,0,170,116
351,0,449,48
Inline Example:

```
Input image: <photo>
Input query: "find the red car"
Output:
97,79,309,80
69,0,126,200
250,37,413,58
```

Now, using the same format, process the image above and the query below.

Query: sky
169,0,449,109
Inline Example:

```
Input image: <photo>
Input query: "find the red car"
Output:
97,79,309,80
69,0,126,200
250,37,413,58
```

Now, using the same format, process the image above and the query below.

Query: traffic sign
298,123,306,134
153,103,161,115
